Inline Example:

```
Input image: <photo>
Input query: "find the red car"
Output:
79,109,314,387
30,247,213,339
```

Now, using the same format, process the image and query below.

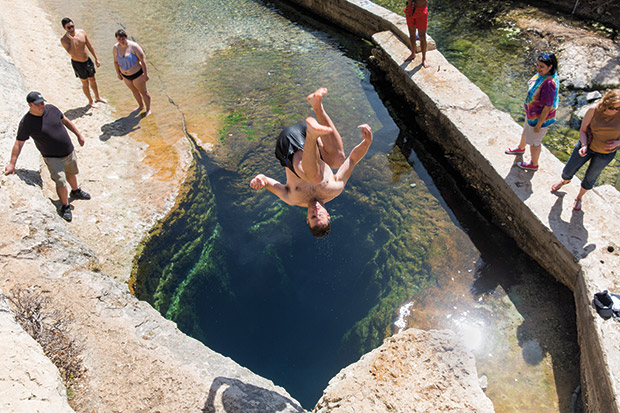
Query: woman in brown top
552,89,620,210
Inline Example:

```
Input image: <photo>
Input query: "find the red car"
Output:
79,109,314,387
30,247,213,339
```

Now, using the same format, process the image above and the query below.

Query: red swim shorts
404,5,428,31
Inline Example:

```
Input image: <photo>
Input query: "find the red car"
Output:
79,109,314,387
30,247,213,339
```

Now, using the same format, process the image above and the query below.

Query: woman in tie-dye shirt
506,52,559,171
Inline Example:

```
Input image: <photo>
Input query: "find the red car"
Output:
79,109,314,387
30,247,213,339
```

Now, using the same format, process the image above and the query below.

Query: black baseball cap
26,91,46,105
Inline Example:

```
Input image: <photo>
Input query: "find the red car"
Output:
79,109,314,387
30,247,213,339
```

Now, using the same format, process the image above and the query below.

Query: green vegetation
339,147,461,358
373,0,619,188
131,160,233,340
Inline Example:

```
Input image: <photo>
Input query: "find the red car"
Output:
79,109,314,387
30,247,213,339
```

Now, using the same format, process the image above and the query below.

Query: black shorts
71,58,96,80
275,121,307,177
121,68,144,81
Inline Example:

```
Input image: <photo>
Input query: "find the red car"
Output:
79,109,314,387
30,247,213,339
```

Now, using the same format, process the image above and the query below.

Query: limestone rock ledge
314,328,494,413
0,293,74,413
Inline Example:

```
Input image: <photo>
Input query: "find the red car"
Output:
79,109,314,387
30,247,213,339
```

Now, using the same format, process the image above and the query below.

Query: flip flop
573,198,582,211
551,180,570,192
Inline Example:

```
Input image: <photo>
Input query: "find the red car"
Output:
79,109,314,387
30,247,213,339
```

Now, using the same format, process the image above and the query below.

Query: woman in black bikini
113,29,151,116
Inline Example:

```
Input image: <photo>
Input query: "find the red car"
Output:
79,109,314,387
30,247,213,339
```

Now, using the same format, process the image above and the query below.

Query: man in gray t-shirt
4,92,91,222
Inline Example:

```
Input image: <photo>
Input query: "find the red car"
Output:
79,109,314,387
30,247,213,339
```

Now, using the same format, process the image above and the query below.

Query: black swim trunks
275,121,307,178
71,58,96,79
121,68,144,81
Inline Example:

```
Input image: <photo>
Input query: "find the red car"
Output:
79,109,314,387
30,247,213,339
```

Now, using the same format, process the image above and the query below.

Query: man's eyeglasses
66,24,75,29
609,106,620,111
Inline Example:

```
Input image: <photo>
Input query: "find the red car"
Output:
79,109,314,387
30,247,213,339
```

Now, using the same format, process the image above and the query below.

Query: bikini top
117,44,139,71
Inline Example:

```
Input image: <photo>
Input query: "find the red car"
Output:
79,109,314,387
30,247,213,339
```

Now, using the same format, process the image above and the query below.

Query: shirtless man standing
250,88,373,238
60,17,106,107
404,0,429,68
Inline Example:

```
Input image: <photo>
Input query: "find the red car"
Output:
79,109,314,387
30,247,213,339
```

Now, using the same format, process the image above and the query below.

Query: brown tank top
589,110,620,154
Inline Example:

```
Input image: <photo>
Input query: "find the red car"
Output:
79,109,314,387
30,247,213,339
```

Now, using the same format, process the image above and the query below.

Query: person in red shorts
404,0,429,68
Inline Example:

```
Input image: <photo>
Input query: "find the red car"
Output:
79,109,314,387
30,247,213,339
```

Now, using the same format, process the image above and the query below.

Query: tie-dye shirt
524,73,559,128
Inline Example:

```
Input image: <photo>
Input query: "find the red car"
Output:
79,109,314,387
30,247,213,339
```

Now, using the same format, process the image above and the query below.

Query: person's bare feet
307,87,328,110
95,97,108,104
422,60,430,68
132,106,144,113
404,53,415,62
88,101,98,108
143,109,152,117
306,117,332,138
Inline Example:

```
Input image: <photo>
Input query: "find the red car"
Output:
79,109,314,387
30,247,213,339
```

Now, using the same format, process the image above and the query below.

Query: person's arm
84,32,100,67
60,35,71,54
578,107,596,156
405,0,414,14
113,45,123,80
534,106,552,133
133,43,149,80
4,140,26,175
334,124,372,184
605,139,620,151
250,174,291,204
61,117,85,147
534,79,556,133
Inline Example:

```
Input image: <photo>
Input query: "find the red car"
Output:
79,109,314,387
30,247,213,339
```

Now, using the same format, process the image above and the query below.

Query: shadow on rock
14,169,42,188
548,193,595,259
64,106,91,121
504,161,534,201
203,377,305,413
99,111,141,142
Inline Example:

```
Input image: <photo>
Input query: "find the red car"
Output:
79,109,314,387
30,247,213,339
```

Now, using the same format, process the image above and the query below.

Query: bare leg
530,144,542,166
66,173,79,191
123,77,144,112
88,77,107,103
404,25,416,62
306,88,345,168
419,30,429,68
132,76,151,116
574,187,587,210
57,185,69,206
80,78,95,106
302,117,333,185
517,131,527,151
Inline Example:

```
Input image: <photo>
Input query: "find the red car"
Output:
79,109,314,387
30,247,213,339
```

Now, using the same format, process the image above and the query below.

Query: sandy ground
0,0,192,281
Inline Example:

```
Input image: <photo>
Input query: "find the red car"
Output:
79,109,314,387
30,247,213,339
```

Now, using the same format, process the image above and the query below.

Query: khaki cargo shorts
43,151,79,188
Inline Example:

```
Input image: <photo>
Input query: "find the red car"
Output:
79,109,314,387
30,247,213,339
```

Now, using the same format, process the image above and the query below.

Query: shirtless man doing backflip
60,17,106,107
404,0,429,68
250,88,373,238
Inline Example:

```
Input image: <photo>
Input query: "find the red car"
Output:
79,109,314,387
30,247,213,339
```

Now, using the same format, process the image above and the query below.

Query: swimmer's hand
358,124,373,143
250,174,267,189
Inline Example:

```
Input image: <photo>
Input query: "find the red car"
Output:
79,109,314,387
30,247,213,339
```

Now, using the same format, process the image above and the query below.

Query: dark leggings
561,141,617,190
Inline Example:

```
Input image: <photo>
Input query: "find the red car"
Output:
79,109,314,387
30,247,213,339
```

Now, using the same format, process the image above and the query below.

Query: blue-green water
43,0,580,410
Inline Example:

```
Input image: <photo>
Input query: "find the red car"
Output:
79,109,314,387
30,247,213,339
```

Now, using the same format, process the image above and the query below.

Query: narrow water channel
43,0,580,410
374,0,619,189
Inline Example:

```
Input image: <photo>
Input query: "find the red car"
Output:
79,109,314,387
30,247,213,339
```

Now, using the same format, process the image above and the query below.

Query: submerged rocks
314,328,494,413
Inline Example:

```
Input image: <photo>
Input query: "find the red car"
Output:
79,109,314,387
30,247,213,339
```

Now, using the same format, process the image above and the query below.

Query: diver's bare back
282,160,344,207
